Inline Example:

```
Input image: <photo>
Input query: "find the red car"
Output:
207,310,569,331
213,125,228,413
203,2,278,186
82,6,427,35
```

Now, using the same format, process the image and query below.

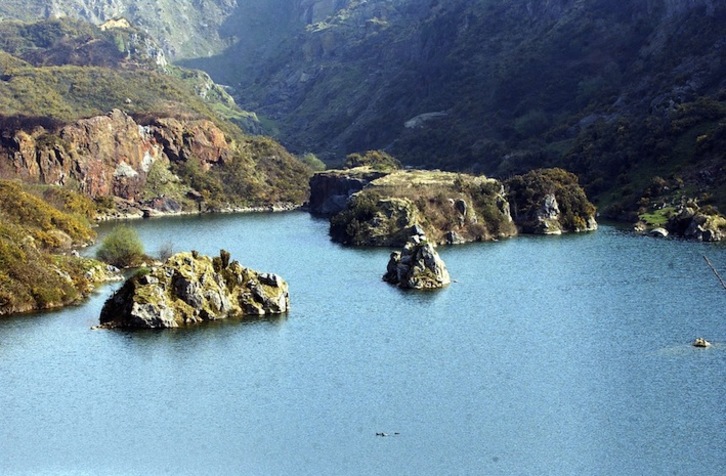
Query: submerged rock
99,250,289,329
383,234,450,290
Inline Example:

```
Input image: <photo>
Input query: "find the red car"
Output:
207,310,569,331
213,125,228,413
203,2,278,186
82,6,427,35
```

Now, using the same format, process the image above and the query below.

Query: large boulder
383,234,450,290
99,250,289,329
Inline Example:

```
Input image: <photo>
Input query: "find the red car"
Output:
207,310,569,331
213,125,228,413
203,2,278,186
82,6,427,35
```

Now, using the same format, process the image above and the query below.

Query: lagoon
1,212,724,475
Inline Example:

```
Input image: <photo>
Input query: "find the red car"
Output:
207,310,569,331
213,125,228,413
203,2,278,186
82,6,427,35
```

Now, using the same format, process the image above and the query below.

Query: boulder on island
383,234,450,290
99,250,289,329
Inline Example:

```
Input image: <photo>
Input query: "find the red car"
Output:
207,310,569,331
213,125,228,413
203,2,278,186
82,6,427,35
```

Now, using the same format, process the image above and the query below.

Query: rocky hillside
0,0,237,62
0,109,310,214
0,18,312,212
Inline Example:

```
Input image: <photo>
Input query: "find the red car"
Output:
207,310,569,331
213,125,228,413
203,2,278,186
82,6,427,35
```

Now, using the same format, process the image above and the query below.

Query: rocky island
383,233,450,290
99,250,289,329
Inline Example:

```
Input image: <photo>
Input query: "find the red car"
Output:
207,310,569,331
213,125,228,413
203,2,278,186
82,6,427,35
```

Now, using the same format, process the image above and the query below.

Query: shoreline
94,201,304,222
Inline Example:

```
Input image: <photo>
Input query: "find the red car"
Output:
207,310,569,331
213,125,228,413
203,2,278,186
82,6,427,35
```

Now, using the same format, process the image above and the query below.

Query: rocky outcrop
328,168,517,246
331,195,425,247
383,234,450,290
506,168,597,235
308,167,390,215
666,203,726,242
0,110,240,214
99,250,289,329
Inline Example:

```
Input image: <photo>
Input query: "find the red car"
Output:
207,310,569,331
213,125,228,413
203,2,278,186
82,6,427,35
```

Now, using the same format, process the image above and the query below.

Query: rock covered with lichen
383,234,450,290
99,250,289,328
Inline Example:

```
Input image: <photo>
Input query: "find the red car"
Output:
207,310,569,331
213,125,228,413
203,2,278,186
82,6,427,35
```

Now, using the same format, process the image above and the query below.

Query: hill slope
0,18,311,211
225,0,725,218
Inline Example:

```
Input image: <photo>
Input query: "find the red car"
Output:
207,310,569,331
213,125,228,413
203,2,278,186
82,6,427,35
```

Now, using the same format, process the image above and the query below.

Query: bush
96,225,145,267
300,152,326,171
344,150,401,171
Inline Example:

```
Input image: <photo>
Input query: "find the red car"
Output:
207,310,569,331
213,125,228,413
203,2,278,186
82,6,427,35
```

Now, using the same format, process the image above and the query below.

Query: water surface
1,212,724,475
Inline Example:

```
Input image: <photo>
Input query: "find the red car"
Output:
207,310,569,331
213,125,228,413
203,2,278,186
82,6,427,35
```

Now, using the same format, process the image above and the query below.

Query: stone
692,337,711,348
383,235,450,290
99,250,289,329
444,230,466,245
649,227,669,238
667,203,726,242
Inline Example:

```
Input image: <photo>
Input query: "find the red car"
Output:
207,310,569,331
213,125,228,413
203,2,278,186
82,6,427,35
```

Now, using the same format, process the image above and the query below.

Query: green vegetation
0,181,95,248
344,150,401,171
0,18,260,134
300,152,326,171
0,180,111,315
505,168,597,232
230,0,725,224
96,225,146,268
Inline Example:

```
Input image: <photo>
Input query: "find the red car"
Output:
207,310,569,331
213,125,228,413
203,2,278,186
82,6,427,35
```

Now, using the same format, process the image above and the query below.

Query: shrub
158,241,174,261
96,225,145,267
300,152,326,171
344,150,401,171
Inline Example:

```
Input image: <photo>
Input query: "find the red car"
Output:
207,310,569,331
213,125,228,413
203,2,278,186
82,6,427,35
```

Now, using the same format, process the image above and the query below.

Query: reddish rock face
0,109,232,201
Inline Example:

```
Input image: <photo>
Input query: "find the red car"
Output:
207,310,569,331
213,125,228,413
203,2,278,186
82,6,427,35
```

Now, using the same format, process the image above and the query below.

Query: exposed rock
0,110,232,205
308,167,389,215
649,227,669,238
383,235,450,290
666,203,726,242
444,230,466,245
99,250,289,329
692,337,712,348
332,195,424,247
532,193,563,235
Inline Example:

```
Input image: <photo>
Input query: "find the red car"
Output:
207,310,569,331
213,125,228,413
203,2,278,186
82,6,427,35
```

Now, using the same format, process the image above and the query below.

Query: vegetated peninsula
0,180,119,316
0,18,311,317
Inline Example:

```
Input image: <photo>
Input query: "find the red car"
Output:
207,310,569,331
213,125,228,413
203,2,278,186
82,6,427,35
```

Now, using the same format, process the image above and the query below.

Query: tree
96,225,145,267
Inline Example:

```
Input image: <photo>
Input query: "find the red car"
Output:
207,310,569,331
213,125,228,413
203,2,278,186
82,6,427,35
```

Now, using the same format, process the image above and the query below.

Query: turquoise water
1,212,724,475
